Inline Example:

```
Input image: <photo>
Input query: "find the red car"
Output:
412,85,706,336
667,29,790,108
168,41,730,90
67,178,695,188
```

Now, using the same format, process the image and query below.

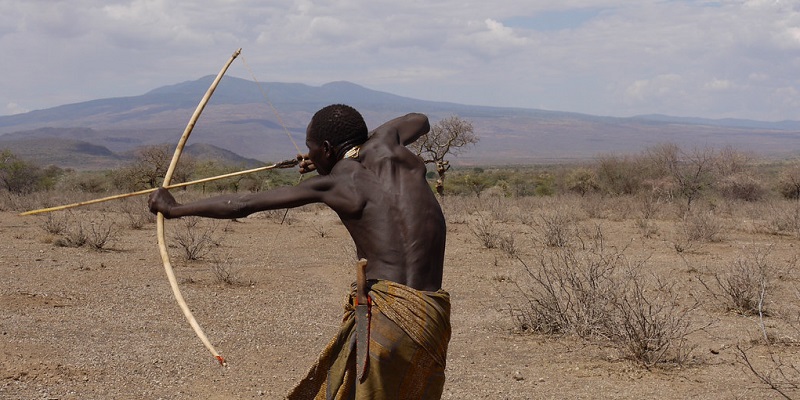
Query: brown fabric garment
286,280,451,400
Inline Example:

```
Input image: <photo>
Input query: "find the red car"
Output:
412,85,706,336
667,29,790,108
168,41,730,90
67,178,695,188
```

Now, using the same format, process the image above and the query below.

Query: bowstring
239,54,302,155
238,54,305,224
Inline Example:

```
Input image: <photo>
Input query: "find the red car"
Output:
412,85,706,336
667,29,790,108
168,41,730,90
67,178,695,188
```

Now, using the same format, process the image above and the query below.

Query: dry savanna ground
1,190,799,399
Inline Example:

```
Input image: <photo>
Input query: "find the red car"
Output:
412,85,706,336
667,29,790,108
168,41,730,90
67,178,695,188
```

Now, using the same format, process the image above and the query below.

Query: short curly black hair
308,104,368,158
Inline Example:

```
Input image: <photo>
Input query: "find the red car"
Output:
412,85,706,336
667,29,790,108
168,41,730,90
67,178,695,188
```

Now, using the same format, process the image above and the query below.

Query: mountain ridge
2,76,799,167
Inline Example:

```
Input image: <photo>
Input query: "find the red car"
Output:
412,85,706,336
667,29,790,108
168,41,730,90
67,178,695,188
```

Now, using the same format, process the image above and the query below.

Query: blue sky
1,0,799,121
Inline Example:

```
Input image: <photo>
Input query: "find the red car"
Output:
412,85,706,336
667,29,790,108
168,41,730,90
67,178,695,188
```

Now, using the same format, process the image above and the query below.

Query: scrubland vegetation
2,142,800,398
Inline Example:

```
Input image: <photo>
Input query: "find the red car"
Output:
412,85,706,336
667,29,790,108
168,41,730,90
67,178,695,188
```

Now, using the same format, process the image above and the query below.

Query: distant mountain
0,128,264,170
1,76,800,167
630,114,800,131
0,133,126,170
180,143,266,168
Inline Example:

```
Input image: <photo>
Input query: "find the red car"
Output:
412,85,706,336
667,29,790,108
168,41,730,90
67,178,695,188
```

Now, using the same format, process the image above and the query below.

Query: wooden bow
18,48,299,366
158,48,241,366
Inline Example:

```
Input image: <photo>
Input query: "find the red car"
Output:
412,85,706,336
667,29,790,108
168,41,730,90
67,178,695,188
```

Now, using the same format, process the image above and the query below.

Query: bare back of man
332,114,446,292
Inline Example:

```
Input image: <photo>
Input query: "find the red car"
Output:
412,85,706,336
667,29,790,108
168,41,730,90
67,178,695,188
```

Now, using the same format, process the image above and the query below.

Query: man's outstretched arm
148,186,315,219
148,174,363,220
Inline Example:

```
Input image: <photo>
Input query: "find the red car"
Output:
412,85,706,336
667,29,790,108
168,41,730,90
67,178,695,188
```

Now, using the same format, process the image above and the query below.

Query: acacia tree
643,144,717,211
410,115,478,195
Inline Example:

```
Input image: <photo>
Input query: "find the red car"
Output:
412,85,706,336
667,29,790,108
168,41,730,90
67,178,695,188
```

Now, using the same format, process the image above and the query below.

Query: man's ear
322,140,334,157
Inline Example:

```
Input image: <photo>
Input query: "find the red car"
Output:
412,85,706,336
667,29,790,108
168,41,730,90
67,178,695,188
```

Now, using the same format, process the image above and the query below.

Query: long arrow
19,158,298,216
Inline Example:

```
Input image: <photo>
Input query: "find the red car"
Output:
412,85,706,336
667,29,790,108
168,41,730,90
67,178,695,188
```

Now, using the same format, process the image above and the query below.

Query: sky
2,0,800,121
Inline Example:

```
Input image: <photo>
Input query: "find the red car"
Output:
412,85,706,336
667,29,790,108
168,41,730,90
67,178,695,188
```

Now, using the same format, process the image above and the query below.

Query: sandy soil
1,196,798,399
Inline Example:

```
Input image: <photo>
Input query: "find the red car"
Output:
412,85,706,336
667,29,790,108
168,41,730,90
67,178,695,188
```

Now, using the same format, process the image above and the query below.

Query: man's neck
342,145,361,160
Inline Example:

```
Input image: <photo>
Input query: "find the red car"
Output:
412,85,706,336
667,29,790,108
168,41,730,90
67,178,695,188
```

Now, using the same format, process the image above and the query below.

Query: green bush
0,149,64,193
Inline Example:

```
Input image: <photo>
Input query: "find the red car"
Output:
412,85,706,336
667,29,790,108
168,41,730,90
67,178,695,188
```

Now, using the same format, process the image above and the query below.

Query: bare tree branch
410,115,478,195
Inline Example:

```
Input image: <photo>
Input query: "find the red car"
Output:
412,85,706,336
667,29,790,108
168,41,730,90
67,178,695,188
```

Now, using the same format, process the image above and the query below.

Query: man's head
305,104,368,174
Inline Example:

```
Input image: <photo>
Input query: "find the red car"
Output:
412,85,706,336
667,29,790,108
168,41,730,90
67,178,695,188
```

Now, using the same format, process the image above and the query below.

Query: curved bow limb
159,48,241,367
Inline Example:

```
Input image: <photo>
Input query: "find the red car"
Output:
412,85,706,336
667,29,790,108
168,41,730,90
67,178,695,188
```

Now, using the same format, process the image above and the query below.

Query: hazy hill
0,127,264,170
2,76,800,168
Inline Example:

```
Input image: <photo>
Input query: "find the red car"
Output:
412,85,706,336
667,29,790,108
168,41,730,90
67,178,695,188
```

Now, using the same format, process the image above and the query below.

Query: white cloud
5,102,28,115
371,66,457,83
624,74,684,102
773,86,800,109
781,27,800,49
1,0,800,120
704,79,733,91
447,18,530,58
307,16,357,44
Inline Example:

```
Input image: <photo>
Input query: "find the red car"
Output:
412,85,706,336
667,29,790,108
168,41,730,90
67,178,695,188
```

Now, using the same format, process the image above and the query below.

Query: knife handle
356,258,368,305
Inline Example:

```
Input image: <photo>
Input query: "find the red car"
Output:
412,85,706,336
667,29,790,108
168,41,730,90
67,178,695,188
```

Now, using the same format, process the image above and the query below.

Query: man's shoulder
367,125,406,144
363,129,411,154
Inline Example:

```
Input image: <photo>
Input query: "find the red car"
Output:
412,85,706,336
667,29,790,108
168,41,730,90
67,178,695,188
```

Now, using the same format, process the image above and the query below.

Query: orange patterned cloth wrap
286,280,452,400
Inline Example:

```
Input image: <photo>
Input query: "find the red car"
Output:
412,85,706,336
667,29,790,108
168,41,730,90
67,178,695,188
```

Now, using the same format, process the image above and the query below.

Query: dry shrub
469,211,498,249
48,213,118,250
171,217,222,260
578,193,610,220
252,209,290,221
440,195,480,225
117,198,154,230
210,252,249,286
17,190,97,214
723,255,770,317
54,221,87,248
0,191,47,212
86,216,119,250
675,209,724,252
595,154,644,196
40,212,69,235
737,345,800,400
310,222,329,238
686,211,724,242
609,270,697,367
509,245,621,338
734,280,800,399
635,218,659,239
507,233,697,367
465,197,520,251
700,248,773,316
717,173,765,202
497,233,518,257
484,196,515,223
527,207,579,248
593,194,639,222
636,191,667,220
37,211,78,247
762,200,800,237
55,171,113,193
0,191,19,211
777,162,800,200
481,185,507,198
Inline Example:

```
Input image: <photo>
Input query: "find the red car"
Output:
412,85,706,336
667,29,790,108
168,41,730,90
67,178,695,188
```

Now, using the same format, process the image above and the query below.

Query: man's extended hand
148,187,179,218
297,153,317,174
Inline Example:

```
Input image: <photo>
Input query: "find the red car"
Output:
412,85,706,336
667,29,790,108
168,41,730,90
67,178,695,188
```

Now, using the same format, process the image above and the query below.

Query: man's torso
330,131,446,291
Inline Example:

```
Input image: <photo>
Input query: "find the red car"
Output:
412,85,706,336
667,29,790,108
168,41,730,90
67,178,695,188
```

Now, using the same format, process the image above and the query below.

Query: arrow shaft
20,159,297,216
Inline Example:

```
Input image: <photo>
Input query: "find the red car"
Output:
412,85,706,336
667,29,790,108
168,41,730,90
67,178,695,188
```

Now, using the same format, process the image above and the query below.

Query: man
148,104,451,399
